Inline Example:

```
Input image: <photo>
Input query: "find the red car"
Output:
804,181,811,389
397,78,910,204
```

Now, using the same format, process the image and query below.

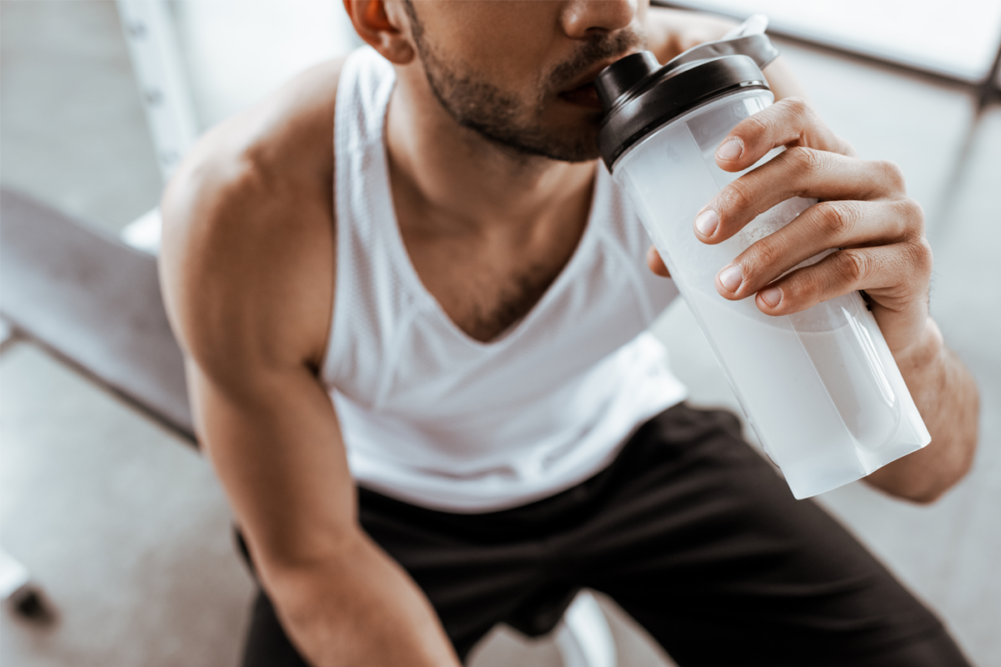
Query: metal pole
116,0,200,182
977,27,1001,108
116,0,200,253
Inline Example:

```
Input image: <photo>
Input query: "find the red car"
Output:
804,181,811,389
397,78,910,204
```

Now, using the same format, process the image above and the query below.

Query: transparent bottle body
613,90,930,498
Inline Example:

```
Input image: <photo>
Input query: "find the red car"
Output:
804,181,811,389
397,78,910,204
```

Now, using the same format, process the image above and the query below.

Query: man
159,1,979,665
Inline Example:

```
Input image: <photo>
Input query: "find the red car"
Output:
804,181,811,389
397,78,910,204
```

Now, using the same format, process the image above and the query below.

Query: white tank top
323,47,686,512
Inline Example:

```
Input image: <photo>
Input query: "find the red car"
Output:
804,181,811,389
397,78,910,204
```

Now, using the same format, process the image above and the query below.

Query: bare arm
861,320,979,501
186,360,458,666
159,69,460,666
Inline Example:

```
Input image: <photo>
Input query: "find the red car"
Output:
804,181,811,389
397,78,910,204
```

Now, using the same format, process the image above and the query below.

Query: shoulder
160,55,350,388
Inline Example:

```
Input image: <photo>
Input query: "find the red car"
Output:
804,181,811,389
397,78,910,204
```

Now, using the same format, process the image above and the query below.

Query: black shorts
239,403,970,666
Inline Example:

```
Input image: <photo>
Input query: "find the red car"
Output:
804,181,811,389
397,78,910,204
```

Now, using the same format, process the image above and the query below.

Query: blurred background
1,1,999,666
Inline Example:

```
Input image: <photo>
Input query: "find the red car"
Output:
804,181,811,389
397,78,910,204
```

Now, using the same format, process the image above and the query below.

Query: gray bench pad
1,188,193,441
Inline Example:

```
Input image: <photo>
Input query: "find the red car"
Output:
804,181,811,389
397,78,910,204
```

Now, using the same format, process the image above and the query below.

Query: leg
570,405,971,667
357,487,577,660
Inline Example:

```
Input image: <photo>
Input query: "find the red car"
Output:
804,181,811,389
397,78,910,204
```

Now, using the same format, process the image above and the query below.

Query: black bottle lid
595,33,778,171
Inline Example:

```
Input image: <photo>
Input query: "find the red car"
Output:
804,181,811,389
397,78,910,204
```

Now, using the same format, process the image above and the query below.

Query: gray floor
2,2,999,666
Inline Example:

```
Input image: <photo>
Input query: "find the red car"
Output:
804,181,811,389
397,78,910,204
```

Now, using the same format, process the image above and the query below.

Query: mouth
556,55,638,110
558,81,602,108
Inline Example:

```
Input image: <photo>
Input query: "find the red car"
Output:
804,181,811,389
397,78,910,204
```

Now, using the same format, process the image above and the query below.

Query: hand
649,97,933,359
647,96,978,505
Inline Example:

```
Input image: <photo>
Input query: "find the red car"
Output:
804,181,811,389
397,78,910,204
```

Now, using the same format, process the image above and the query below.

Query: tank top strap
325,47,421,395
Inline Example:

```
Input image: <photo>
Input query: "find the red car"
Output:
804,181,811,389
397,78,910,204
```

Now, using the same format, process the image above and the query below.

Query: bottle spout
723,14,769,39
664,18,780,74
595,51,661,112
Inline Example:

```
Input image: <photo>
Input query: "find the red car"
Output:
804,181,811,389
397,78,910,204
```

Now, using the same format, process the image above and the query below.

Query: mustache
547,29,645,90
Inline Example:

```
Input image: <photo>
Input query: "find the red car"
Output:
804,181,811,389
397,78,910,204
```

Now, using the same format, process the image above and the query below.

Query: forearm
261,529,460,667
864,318,980,502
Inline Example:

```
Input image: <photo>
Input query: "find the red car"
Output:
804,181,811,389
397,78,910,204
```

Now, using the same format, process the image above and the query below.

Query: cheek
420,2,559,87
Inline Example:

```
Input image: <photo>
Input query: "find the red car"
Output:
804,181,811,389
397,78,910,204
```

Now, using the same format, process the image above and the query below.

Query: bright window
665,0,1001,82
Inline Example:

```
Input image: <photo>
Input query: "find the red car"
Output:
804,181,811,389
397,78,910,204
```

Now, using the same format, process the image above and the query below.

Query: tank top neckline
326,47,687,512
368,77,608,350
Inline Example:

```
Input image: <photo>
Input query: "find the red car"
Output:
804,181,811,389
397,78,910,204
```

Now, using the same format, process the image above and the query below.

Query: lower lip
558,85,602,109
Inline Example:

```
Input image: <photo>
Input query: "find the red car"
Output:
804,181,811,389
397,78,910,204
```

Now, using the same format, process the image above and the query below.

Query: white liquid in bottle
615,93,929,497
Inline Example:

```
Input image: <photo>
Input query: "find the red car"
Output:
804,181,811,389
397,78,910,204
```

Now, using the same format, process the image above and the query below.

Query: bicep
158,125,344,579
189,359,358,573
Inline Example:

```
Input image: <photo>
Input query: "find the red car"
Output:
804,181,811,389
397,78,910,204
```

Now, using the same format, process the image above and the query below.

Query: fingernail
695,209,719,236
716,138,743,161
759,286,782,307
719,265,743,292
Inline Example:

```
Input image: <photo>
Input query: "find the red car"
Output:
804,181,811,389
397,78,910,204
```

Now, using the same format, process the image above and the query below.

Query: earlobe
343,0,416,64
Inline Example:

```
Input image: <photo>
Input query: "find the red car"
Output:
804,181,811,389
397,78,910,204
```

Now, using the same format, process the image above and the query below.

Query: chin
462,107,601,163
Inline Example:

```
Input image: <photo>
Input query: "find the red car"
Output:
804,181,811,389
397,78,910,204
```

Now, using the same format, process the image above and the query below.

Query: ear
343,0,416,64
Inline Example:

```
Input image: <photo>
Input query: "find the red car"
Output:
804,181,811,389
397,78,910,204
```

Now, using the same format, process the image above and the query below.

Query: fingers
698,96,933,351
646,245,671,278
714,97,858,175
714,197,923,302
695,149,908,244
744,239,933,321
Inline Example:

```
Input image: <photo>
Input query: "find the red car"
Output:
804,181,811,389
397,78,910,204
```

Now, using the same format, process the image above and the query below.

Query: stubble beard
403,1,643,163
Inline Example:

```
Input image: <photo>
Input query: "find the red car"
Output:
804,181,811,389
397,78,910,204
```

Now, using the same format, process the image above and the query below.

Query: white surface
120,207,162,255
671,0,1001,81
117,0,200,179
722,13,768,38
0,548,31,601
554,591,617,667
171,0,360,130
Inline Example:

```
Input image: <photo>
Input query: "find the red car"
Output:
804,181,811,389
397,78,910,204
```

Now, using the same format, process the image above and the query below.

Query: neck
386,64,596,238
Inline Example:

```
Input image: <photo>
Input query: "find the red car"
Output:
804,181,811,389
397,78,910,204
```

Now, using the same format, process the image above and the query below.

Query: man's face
401,0,647,163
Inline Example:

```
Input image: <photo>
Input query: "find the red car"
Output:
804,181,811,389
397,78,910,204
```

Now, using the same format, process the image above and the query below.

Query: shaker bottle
594,30,930,498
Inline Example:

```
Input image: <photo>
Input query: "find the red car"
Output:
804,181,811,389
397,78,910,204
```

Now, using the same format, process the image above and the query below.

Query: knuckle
875,159,906,191
749,238,783,275
781,267,822,309
834,249,867,287
896,197,926,236
876,198,924,242
909,237,934,276
741,113,772,143
787,146,825,175
781,96,811,119
795,270,825,303
818,201,861,238
720,178,756,212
